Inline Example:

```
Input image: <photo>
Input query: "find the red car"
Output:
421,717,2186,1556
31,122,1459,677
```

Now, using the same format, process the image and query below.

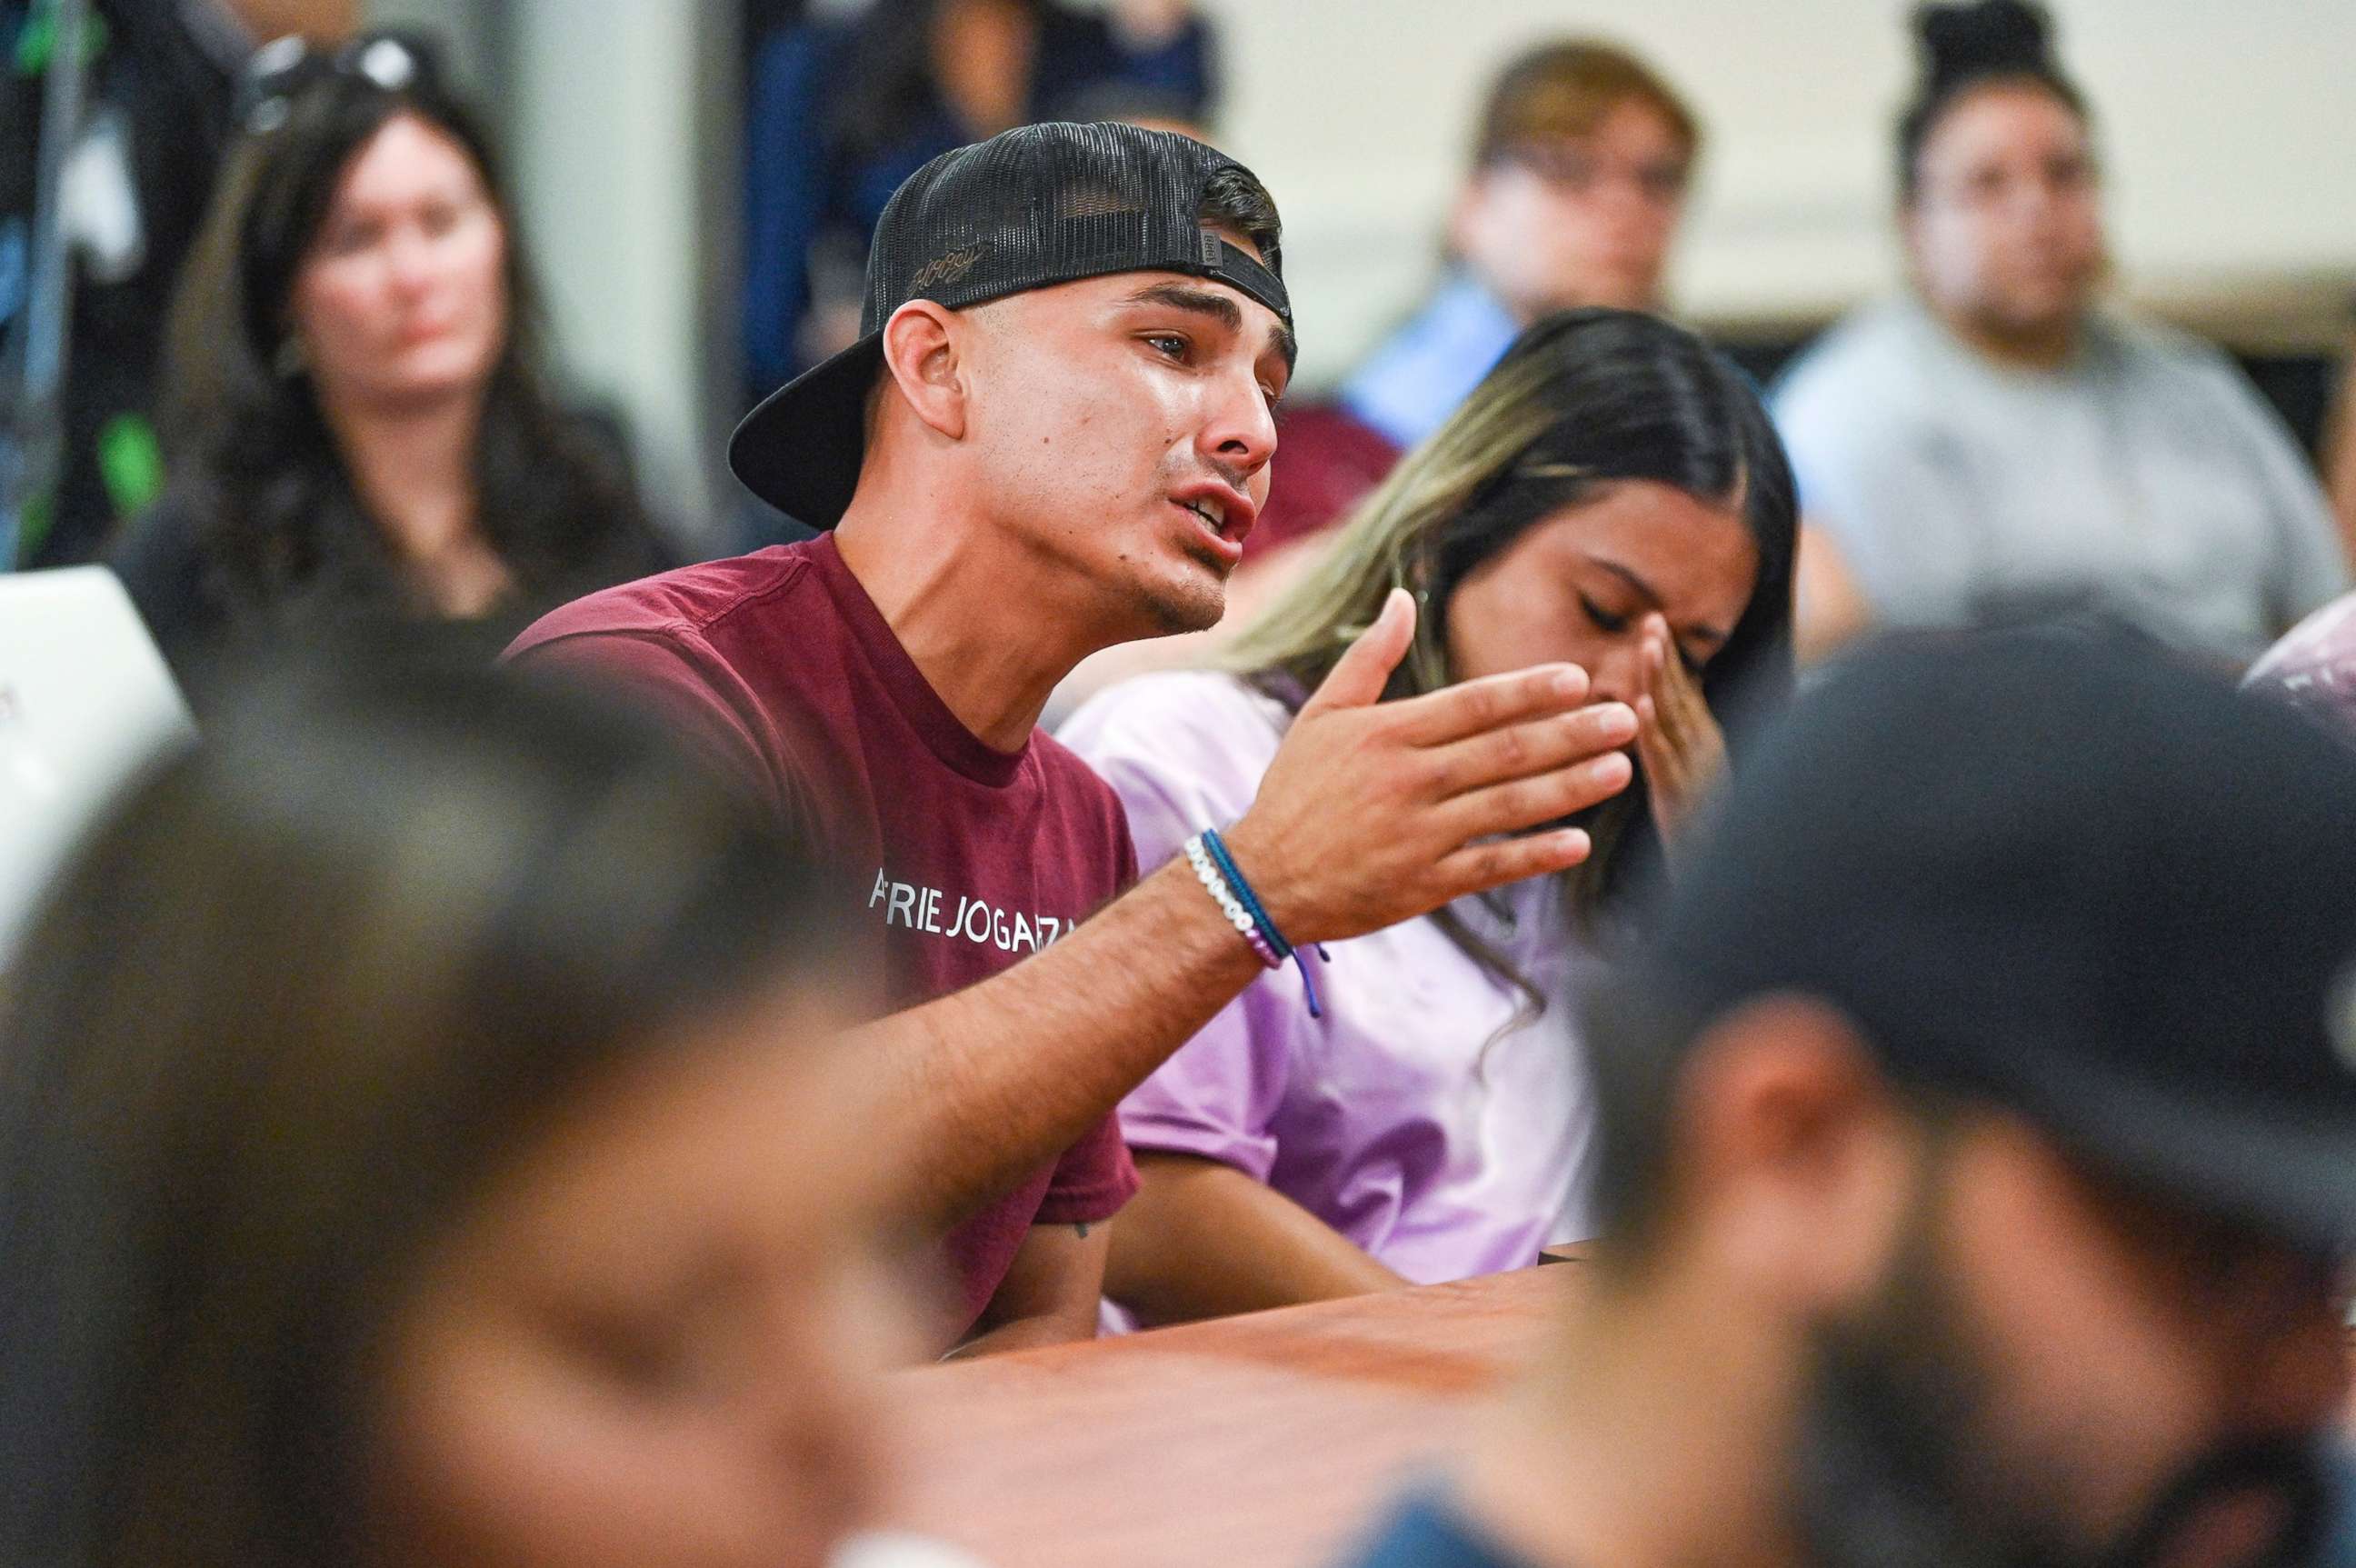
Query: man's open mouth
1172,487,1254,547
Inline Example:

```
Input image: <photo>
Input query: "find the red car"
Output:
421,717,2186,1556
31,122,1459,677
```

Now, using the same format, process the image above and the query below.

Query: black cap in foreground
1645,624,2356,1254
731,121,1293,530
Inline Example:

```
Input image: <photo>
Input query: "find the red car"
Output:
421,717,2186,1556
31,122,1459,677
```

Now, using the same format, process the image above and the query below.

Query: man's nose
1203,370,1277,482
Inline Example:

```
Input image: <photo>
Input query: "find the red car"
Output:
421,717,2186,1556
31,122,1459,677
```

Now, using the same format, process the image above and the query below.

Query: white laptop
0,567,196,964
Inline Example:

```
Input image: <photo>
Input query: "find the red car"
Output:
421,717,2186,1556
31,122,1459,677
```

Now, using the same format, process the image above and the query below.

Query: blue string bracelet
1183,834,1281,968
1201,827,1333,1019
1198,829,1287,959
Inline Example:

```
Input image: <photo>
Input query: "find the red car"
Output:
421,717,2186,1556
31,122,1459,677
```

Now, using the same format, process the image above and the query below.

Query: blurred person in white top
1775,0,2349,664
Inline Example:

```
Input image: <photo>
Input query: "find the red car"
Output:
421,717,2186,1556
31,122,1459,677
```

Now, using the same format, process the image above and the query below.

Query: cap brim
2015,1055,2356,1258
728,333,885,529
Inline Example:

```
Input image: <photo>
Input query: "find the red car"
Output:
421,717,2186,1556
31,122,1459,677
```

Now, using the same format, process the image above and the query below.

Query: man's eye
1143,335,1188,360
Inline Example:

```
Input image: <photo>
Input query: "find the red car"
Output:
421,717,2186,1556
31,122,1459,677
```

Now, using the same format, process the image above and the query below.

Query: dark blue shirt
741,6,1215,394
1343,1456,2356,1568
1337,1493,1535,1568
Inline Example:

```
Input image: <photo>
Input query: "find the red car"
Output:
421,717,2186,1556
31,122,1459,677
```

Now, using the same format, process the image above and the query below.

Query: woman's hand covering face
1633,611,1727,864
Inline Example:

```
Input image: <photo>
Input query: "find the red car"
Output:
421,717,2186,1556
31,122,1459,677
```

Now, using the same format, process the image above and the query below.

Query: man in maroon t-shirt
513,531,1143,1350
511,124,1640,1354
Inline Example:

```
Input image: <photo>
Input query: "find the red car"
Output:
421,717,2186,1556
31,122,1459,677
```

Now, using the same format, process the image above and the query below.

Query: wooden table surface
884,1266,1573,1568
884,1263,2356,1568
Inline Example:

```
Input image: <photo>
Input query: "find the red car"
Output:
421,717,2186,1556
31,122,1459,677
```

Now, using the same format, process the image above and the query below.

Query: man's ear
1674,995,1924,1312
877,300,968,443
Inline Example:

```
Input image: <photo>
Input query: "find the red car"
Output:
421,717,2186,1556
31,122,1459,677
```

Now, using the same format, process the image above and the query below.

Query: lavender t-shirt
1059,671,1601,1304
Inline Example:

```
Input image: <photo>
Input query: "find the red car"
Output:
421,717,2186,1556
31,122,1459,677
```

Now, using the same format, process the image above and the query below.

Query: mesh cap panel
732,122,1291,528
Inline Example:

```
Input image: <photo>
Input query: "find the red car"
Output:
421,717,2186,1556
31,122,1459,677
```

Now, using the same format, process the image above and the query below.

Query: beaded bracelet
1198,829,1287,959
1183,834,1281,969
1186,828,1333,1020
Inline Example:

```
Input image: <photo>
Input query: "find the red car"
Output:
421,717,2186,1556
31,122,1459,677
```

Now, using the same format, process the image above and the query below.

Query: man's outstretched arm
857,591,1637,1230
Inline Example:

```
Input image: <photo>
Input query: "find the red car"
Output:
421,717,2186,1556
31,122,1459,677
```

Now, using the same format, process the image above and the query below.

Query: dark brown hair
1897,1,2088,202
1199,163,1283,281
0,655,850,1568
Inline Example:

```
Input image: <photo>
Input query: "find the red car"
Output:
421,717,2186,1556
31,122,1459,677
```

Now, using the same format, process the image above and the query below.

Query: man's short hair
1472,40,1702,171
1196,163,1283,275
861,159,1287,424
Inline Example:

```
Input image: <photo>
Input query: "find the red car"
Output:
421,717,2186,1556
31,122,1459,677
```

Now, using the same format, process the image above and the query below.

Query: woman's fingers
1643,616,1712,742
1635,699,1682,804
1637,624,1688,768
1635,614,1728,847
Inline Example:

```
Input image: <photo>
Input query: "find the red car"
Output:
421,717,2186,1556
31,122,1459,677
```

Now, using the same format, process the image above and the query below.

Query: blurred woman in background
0,658,903,1568
1058,308,1797,1326
113,34,672,701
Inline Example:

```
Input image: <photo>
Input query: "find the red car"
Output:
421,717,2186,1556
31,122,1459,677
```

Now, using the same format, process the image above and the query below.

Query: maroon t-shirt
1244,402,1403,561
505,534,1140,1341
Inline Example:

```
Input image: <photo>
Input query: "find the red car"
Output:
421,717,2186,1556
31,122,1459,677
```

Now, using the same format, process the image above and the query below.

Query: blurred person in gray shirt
1773,1,2347,664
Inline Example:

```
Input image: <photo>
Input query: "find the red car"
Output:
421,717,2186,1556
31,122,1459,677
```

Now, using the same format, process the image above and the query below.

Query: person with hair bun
1773,0,2347,664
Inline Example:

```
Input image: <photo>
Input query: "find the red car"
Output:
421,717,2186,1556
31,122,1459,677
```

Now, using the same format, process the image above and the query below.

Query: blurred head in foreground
1592,626,2356,1568
1362,626,2356,1568
0,658,902,1568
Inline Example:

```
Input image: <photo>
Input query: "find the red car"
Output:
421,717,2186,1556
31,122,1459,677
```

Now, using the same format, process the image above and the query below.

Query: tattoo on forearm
1074,1223,1091,1239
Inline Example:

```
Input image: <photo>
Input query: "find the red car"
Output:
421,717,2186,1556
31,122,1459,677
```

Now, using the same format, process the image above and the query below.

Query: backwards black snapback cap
1641,623,2356,1255
730,121,1293,529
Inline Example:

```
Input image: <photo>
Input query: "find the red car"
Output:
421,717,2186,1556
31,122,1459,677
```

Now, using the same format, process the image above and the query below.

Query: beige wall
504,0,732,533
370,0,736,539
1193,0,2356,384
366,0,2356,508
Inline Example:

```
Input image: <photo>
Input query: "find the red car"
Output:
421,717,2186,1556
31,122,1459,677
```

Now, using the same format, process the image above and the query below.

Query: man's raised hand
1223,589,1636,944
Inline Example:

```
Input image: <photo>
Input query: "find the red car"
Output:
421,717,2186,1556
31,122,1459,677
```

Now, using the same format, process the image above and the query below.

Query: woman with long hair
1059,307,1797,1325
0,657,903,1568
111,34,672,698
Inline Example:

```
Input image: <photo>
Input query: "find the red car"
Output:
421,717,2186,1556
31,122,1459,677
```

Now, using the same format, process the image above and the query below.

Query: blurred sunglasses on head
235,32,444,135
